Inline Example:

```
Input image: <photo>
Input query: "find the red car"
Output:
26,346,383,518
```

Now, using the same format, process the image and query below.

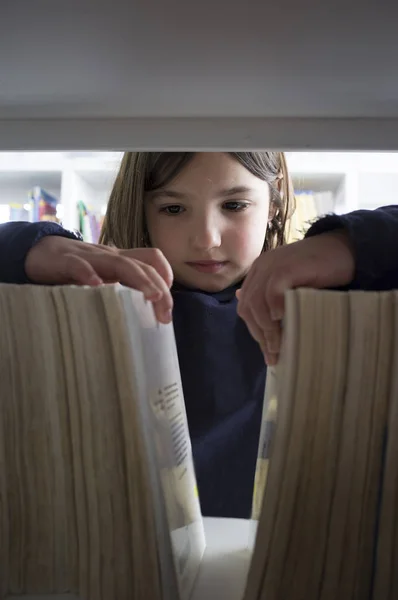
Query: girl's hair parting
99,152,295,251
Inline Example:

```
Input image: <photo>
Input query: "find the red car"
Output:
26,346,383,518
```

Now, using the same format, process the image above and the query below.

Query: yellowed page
118,287,205,600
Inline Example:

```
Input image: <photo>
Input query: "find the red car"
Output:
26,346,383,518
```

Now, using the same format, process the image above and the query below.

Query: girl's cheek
236,218,267,250
230,231,259,260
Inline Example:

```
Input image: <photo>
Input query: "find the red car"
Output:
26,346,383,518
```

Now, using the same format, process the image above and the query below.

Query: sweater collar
172,280,242,303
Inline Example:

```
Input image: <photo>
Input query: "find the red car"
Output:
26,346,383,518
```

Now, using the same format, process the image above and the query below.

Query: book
246,288,398,600
287,191,319,243
29,187,60,223
77,200,102,244
0,283,205,600
1,285,398,600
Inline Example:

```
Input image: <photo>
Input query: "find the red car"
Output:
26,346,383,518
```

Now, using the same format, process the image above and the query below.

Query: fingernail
88,275,103,286
144,286,161,300
266,340,278,354
270,309,283,321
164,309,172,323
270,354,278,366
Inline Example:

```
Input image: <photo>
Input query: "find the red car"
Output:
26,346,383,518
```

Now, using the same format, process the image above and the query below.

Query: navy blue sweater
172,283,266,518
1,206,398,518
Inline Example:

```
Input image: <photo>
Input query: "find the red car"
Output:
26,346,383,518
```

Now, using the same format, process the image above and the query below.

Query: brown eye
160,205,184,215
223,201,249,212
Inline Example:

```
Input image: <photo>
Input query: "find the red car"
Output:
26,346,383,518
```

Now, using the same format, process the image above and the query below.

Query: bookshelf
0,152,122,239
0,151,397,239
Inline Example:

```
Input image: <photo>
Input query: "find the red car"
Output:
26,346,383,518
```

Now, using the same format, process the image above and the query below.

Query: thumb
265,272,297,321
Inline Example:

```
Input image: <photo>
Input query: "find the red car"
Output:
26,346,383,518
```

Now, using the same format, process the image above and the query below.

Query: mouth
186,260,228,274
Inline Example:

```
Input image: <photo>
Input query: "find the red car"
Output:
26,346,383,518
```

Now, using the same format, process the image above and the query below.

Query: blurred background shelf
0,151,397,243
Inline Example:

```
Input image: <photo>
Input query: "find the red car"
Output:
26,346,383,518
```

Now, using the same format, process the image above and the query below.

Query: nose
190,213,222,251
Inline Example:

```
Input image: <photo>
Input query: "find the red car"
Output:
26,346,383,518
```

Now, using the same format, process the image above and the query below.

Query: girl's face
145,152,271,292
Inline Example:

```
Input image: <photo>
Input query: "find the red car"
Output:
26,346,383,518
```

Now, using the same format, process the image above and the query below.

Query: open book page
118,287,206,600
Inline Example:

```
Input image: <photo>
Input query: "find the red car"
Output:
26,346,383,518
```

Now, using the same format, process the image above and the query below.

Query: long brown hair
99,152,295,251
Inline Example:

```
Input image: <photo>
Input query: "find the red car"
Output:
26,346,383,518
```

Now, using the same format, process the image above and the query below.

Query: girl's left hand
236,231,355,365
25,236,174,324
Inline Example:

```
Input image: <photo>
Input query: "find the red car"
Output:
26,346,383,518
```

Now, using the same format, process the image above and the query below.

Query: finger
263,323,282,354
238,253,262,303
122,248,174,288
239,282,275,339
238,280,283,358
64,253,173,324
238,272,264,319
237,303,267,354
238,269,256,306
91,252,174,322
78,252,166,300
136,261,172,299
137,262,173,324
250,305,281,354
151,298,172,324
265,271,292,321
61,254,104,286
118,259,173,324
264,350,279,367
248,297,282,355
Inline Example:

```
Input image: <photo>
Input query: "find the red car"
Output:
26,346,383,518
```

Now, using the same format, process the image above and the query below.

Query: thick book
247,288,398,600
1,285,397,600
0,284,205,600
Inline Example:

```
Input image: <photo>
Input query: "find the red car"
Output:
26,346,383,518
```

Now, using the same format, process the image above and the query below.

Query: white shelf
0,152,121,231
288,152,398,215
6,517,254,600
291,173,344,195
0,171,61,195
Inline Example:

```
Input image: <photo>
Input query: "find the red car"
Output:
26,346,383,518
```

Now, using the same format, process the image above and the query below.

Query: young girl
2,155,398,519
97,151,295,518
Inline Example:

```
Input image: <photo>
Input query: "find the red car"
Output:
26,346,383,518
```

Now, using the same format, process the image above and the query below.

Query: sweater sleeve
0,221,82,284
305,205,398,290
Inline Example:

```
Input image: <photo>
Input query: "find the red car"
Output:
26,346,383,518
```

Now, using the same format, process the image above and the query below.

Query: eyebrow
150,185,255,200
150,190,186,200
218,185,255,197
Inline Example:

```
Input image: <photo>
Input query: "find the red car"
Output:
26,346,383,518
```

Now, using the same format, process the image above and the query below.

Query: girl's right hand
25,236,174,324
237,230,355,365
